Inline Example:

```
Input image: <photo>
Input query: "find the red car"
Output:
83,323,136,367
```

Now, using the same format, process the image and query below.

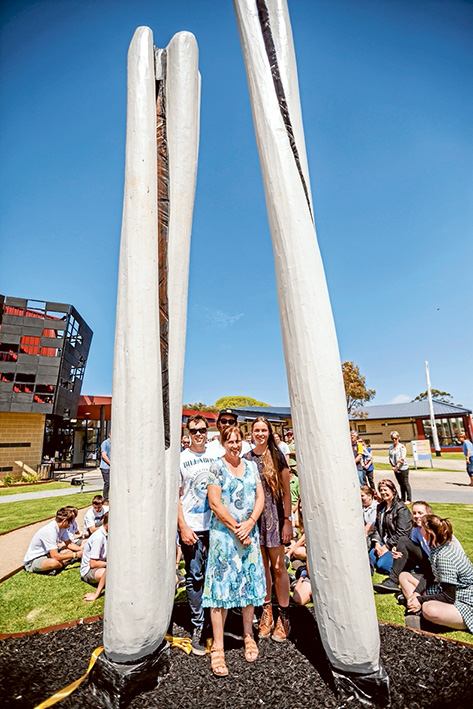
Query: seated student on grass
23,508,81,575
59,506,86,551
82,495,109,537
81,512,108,602
401,515,473,633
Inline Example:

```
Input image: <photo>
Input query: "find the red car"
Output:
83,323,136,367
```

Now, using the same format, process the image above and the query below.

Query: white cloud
198,307,244,329
389,394,411,404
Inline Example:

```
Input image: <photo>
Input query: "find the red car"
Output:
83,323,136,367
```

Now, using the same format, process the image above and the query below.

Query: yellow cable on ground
34,646,103,708
164,633,193,654
34,634,203,707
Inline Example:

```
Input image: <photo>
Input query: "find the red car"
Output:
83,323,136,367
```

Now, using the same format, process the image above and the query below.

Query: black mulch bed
1,605,472,709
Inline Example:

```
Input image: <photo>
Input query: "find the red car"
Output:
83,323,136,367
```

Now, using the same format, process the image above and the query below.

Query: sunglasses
189,427,207,435
220,418,236,425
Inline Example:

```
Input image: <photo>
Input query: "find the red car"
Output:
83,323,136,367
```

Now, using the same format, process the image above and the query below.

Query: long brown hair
421,515,453,547
251,417,285,499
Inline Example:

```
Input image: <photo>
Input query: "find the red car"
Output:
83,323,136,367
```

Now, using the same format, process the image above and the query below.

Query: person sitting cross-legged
81,512,108,602
23,508,81,575
400,515,473,633
82,495,109,537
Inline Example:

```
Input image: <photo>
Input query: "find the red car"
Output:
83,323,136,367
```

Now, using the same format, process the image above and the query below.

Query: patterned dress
202,458,266,609
426,542,473,633
243,448,286,547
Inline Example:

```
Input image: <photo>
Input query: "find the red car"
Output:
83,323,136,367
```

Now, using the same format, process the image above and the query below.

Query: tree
183,402,218,412
412,390,456,405
342,361,375,417
214,396,270,410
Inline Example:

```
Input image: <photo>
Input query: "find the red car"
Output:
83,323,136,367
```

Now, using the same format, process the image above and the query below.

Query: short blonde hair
390,431,400,441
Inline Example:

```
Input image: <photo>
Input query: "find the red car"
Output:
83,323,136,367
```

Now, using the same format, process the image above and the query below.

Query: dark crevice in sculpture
255,0,314,223
156,49,170,450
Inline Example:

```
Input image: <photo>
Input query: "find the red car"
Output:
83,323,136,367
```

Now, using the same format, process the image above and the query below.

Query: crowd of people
21,412,473,675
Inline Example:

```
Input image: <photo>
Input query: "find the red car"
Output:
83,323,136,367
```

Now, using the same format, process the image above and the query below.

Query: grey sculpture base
332,661,390,707
88,640,170,709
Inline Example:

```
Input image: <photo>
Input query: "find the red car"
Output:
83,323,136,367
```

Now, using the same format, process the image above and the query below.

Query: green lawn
0,493,94,533
0,481,72,497
375,448,465,461
373,462,450,472
0,563,103,634
0,503,471,642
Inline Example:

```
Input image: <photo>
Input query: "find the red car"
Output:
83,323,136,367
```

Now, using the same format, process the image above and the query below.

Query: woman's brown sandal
243,633,259,662
210,648,228,676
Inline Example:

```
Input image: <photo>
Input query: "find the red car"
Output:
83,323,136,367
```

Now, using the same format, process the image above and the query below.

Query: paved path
0,482,102,504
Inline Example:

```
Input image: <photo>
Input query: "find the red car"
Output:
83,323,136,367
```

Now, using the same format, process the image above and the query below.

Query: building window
66,316,83,347
0,343,19,361
15,373,36,383
13,383,34,393
36,384,55,394
357,424,367,433
1,372,14,382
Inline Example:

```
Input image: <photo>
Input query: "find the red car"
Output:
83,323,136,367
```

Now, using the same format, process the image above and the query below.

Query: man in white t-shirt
205,408,252,457
178,414,217,655
81,512,108,601
83,495,109,536
23,508,81,574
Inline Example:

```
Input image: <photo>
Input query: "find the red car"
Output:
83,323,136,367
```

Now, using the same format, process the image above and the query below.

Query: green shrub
1,474,17,487
21,471,39,483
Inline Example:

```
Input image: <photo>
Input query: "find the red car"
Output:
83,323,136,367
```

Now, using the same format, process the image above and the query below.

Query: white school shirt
82,505,109,534
80,526,108,577
23,520,61,565
179,448,218,532
59,519,80,543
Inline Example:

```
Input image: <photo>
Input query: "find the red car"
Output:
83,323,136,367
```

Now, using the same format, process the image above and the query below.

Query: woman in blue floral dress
203,425,265,676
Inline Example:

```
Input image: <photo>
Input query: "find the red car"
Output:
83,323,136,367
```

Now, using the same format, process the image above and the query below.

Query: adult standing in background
389,431,412,504
100,431,111,503
458,433,473,487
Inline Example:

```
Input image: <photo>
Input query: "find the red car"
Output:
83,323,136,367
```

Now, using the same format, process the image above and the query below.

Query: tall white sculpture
91,26,200,707
233,0,389,702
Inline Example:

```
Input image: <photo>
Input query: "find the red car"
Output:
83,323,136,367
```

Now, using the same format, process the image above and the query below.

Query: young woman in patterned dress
243,417,293,642
401,515,473,633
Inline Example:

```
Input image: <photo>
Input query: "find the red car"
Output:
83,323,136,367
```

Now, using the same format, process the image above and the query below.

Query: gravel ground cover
1,606,472,708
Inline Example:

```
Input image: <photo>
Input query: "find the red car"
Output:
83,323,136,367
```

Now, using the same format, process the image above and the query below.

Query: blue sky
1,0,472,410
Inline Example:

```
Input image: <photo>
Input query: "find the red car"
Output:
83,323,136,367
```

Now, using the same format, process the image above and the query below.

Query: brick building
0,295,92,479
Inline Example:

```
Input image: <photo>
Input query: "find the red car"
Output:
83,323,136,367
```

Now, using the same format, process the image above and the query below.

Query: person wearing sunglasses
205,409,252,458
178,414,218,656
